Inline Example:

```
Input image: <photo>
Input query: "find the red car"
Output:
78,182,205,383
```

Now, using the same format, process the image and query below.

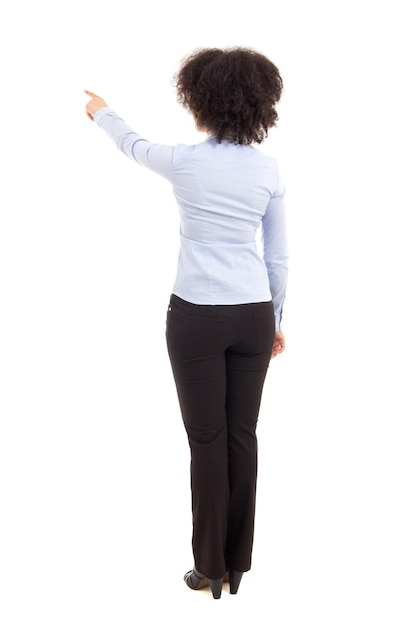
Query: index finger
84,90,98,97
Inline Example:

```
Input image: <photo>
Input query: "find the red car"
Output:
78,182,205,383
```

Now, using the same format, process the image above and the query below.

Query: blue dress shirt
94,108,288,330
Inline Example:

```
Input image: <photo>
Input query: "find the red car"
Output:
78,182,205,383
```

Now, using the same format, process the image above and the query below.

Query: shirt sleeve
93,108,175,181
262,178,289,332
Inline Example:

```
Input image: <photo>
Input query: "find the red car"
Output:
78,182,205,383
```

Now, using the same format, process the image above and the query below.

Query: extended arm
84,91,174,180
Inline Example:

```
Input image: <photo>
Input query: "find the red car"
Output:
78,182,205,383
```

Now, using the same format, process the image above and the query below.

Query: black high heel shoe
184,568,224,599
229,570,244,594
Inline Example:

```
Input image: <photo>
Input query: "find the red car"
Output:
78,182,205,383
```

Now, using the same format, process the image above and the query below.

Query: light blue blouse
94,108,288,330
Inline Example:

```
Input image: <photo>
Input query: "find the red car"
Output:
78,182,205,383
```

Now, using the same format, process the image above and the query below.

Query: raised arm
84,90,174,180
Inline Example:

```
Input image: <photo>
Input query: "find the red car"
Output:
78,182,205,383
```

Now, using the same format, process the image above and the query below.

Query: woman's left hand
84,90,108,121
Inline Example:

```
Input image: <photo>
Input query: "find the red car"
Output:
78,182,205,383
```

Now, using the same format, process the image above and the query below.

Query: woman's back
171,137,282,244
167,136,286,305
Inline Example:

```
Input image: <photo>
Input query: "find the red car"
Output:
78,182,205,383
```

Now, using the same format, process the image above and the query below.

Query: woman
85,46,288,599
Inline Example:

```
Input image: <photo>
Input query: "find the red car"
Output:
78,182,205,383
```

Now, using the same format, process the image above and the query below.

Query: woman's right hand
271,331,285,358
84,90,109,121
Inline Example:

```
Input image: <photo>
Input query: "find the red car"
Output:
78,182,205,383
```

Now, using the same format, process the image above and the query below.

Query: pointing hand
84,90,108,121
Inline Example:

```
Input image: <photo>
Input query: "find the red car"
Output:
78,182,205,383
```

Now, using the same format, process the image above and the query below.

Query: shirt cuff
93,107,112,122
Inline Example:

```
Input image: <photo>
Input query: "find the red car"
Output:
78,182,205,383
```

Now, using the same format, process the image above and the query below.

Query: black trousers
166,294,275,579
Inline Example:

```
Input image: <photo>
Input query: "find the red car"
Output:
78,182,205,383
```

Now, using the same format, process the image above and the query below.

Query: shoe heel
208,577,223,599
229,570,244,594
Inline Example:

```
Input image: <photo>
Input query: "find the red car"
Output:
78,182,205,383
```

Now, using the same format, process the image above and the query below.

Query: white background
1,1,416,624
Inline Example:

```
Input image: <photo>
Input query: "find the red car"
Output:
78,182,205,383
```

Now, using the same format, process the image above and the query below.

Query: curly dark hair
174,47,283,145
